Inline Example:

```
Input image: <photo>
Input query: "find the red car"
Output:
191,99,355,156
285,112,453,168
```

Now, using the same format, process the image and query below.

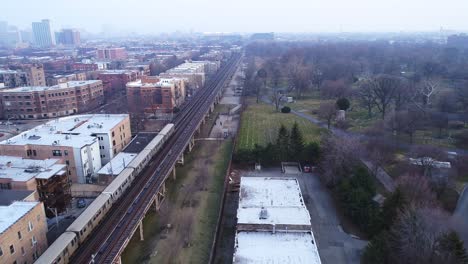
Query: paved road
455,186,468,219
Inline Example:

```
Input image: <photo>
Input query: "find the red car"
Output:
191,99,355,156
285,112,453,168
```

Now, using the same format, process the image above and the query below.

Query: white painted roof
0,156,65,181
234,231,322,264
239,177,305,208
237,207,311,226
0,201,38,234
0,80,100,93
98,152,137,175
0,114,128,148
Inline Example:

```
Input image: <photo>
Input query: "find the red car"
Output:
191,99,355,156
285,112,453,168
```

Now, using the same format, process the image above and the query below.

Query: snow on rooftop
1,80,100,93
234,231,322,264
0,156,64,181
237,207,311,226
0,114,128,148
98,152,137,175
239,177,304,208
0,201,38,234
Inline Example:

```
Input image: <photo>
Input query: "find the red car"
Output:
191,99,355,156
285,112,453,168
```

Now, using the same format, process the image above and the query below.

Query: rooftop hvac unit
259,208,269,220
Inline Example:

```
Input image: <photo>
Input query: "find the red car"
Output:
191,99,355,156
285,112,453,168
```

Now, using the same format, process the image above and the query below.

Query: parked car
77,198,86,208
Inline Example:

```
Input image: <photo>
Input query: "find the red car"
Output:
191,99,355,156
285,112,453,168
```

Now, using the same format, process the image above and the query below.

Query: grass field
237,98,325,151
121,140,233,264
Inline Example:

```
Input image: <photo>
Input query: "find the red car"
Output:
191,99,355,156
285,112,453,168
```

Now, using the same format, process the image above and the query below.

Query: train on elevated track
36,124,175,264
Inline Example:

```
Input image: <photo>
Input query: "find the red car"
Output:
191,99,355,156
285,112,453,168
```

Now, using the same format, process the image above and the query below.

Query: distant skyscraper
56,29,81,46
32,19,55,47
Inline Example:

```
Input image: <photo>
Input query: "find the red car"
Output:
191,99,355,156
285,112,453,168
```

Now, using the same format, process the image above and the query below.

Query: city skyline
2,0,468,34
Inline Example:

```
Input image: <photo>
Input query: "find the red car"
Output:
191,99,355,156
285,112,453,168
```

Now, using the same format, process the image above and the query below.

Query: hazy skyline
3,0,468,34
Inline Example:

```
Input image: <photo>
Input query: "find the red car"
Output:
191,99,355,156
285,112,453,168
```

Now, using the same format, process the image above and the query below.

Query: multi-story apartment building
71,62,98,71
126,76,186,114
0,80,104,119
159,61,216,95
46,72,87,86
55,29,80,46
0,64,46,88
96,47,127,60
97,70,138,99
32,19,55,47
0,192,48,264
0,156,70,213
0,114,131,183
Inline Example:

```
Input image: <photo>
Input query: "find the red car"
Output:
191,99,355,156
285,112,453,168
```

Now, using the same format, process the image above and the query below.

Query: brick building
0,64,46,88
0,80,104,119
0,192,48,264
96,47,127,60
46,72,87,86
97,70,138,99
71,62,98,71
126,76,186,114
0,156,71,214
0,114,131,183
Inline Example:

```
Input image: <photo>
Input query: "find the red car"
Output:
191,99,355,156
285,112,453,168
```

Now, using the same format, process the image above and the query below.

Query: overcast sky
3,0,468,33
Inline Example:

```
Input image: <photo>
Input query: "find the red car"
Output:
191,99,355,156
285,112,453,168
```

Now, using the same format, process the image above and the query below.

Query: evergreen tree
381,188,407,230
438,231,468,264
289,122,304,159
276,124,289,161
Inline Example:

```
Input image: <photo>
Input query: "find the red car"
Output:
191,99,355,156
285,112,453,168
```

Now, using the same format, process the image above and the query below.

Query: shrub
281,106,291,113
336,98,351,111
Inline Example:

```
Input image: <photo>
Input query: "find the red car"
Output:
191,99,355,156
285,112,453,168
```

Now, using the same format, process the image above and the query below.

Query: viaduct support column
139,221,144,241
172,166,177,180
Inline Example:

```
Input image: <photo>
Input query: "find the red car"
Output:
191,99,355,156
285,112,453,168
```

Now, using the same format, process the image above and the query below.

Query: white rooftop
98,152,137,176
0,156,65,181
237,207,311,226
0,114,128,148
234,231,322,264
239,177,305,208
0,80,101,93
0,201,39,234
126,78,176,88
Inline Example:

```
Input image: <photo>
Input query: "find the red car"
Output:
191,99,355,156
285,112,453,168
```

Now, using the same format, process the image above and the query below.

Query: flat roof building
0,114,131,184
0,192,48,264
126,76,186,115
233,177,322,264
0,156,71,214
0,80,104,119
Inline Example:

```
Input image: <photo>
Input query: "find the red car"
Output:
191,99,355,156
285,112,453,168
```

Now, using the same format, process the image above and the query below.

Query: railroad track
71,54,241,264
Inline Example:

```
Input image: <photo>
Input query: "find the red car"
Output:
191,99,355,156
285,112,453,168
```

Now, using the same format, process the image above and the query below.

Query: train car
144,135,163,157
127,149,152,173
102,167,135,202
159,123,175,137
35,232,78,264
66,194,112,244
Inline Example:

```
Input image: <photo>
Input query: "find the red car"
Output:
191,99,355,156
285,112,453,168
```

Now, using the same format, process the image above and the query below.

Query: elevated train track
70,54,241,264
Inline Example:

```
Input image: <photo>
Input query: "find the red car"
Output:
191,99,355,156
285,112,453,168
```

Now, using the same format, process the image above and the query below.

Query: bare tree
320,79,351,99
386,109,424,143
389,206,450,264
397,173,438,208
356,79,376,117
319,136,363,186
318,101,336,129
418,78,441,107
370,75,400,119
287,56,311,99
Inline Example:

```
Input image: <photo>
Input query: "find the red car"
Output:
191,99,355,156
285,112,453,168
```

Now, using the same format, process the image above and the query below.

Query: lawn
237,98,325,151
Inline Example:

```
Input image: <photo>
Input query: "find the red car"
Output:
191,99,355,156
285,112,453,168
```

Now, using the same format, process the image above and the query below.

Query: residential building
159,61,215,95
126,76,186,114
233,177,322,263
96,47,127,60
0,191,48,264
97,70,138,99
46,72,87,86
32,19,55,47
0,114,131,183
0,80,104,119
0,64,46,88
0,156,70,213
71,62,98,72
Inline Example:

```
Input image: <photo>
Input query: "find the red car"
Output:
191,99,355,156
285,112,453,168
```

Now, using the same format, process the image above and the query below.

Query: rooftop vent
259,207,269,220
28,135,41,140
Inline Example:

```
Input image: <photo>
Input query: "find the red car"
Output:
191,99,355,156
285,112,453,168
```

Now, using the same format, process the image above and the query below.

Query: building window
9,245,14,254
112,140,116,146
64,150,68,156
0,246,3,256
32,150,37,156
52,150,62,156
31,236,37,247
28,221,33,232
17,231,22,240
0,183,12,189
21,247,25,256
112,132,115,137
66,160,70,165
